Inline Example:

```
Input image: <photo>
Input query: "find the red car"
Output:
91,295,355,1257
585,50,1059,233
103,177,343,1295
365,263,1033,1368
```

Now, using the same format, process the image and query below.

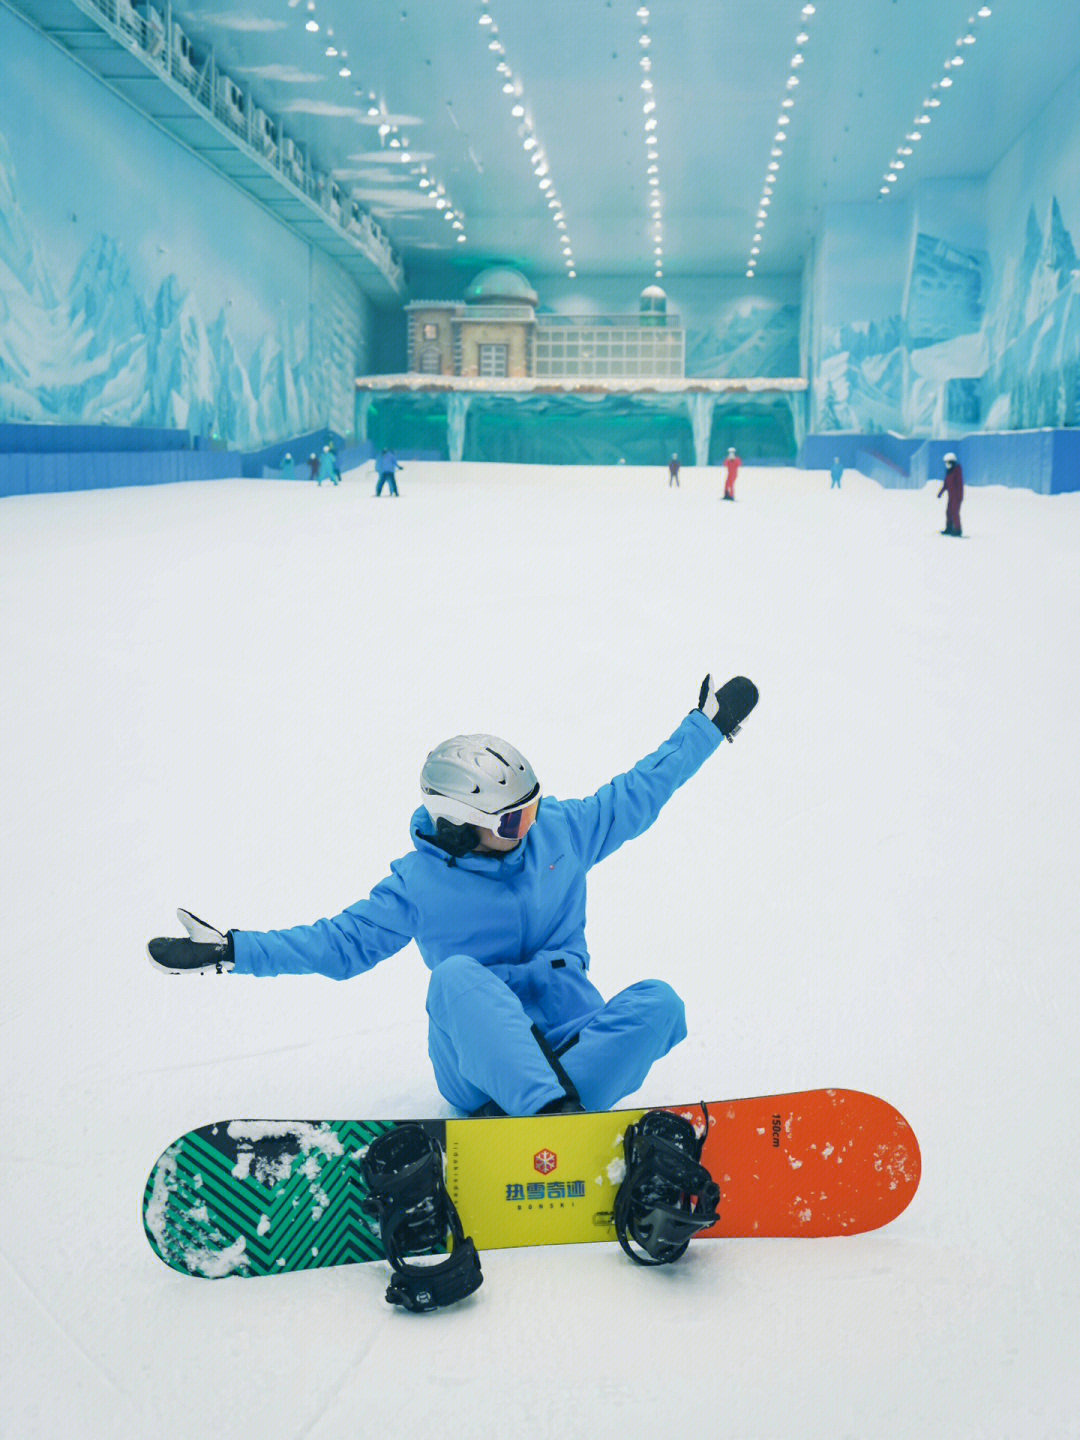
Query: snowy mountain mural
982,198,1080,429
684,296,800,378
811,195,1079,435
0,129,329,444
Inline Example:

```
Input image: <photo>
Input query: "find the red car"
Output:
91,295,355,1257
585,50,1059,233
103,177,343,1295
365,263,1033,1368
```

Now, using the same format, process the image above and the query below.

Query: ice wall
806,67,1080,436
0,10,371,446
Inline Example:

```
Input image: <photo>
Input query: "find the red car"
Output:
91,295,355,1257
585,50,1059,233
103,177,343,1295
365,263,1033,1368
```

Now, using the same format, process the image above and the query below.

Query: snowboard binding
614,1107,720,1265
359,1124,482,1312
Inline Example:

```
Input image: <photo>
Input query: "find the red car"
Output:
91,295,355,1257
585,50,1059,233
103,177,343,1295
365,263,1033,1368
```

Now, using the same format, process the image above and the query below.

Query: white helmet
943,452,958,465
421,735,540,837
727,447,737,455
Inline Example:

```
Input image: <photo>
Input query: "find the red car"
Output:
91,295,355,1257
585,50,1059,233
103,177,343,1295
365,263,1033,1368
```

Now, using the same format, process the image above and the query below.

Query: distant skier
938,452,963,535
668,453,680,487
830,456,843,489
375,447,402,496
723,447,741,500
308,452,320,482
318,445,340,486
148,674,758,1121
280,452,295,479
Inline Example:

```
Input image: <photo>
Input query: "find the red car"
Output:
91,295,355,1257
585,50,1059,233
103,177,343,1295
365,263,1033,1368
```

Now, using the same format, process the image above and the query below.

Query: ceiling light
801,3,815,13
478,10,493,23
796,31,809,43
457,234,467,243
325,45,337,56
339,66,351,77
978,5,991,15
305,19,318,31
940,76,953,87
511,104,524,117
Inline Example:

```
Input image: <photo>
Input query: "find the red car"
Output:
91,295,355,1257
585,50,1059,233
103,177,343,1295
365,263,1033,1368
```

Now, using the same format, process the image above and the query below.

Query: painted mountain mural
0,130,346,444
813,200,1079,434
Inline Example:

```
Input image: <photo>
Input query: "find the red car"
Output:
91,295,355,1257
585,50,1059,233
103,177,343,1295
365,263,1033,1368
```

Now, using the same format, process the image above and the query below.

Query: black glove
147,909,235,974
697,674,759,740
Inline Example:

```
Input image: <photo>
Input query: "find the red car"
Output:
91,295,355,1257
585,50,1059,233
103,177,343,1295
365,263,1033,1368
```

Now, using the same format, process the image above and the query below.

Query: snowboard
143,1088,920,1279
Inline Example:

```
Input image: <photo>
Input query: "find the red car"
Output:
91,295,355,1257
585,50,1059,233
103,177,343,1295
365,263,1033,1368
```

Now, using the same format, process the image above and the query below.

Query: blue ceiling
30,0,1080,287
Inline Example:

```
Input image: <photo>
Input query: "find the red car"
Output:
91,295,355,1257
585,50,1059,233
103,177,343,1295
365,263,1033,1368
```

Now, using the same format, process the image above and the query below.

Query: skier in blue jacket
149,675,757,1117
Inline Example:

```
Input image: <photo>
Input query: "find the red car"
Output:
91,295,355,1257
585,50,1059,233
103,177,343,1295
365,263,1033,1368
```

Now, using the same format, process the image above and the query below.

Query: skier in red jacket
723,448,740,500
938,453,964,536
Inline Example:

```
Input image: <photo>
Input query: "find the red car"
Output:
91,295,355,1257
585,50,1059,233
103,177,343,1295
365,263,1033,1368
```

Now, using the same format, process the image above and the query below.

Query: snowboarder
939,452,963,535
148,675,758,1121
318,445,340,486
668,454,680,487
830,456,843,489
723,448,741,500
375,447,401,496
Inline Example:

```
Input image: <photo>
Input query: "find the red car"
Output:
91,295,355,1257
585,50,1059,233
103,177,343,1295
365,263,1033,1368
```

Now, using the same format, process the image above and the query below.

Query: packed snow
2,461,1078,1439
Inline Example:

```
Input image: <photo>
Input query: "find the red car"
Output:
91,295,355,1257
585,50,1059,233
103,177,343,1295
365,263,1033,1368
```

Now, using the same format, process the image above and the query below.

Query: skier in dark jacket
668,454,681,487
375,448,401,496
148,675,758,1118
939,453,964,535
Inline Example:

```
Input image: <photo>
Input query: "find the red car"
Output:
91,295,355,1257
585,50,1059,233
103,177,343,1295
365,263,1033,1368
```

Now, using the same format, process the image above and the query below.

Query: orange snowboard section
681,1088,921,1238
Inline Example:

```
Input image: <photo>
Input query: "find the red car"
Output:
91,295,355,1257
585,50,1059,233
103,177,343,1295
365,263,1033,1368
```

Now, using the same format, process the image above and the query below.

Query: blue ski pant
425,953,686,1116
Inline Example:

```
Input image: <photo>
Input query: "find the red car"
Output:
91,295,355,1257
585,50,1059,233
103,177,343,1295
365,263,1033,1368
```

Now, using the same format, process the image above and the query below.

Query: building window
422,323,438,340
478,343,508,377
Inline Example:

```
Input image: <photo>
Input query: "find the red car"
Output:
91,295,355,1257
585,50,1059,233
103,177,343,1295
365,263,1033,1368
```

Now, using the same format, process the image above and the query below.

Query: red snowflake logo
534,1148,557,1175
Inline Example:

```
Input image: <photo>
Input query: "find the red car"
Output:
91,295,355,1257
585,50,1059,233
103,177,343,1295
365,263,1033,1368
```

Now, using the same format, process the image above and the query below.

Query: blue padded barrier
803,429,1078,495
1,450,239,497
0,423,194,454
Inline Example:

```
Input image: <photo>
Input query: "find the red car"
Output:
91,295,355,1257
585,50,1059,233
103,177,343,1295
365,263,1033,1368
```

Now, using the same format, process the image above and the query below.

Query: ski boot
359,1124,482,1311
613,1107,720,1265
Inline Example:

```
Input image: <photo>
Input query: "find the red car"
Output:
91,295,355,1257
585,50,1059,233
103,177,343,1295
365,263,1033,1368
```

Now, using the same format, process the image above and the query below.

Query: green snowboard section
143,1119,434,1277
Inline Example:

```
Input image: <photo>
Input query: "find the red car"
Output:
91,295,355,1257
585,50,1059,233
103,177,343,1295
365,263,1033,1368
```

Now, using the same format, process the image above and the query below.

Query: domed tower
464,267,539,308
639,284,668,328
458,266,538,377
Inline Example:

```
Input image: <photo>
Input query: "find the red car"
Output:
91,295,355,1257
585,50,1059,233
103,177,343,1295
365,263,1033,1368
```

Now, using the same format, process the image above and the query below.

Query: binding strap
360,1125,483,1311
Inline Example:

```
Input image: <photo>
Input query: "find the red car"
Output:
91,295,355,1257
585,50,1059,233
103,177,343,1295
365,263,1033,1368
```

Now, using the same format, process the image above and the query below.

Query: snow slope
2,462,1078,1439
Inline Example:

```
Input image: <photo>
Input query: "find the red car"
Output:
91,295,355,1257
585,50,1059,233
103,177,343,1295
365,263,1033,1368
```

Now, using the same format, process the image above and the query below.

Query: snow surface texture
2,462,1078,1439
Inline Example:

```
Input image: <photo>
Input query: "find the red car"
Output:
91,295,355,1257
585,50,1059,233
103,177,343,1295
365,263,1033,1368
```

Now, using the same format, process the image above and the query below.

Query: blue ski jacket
231,710,723,981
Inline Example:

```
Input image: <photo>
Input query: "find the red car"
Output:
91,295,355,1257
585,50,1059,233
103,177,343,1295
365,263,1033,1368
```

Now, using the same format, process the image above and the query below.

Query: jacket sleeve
556,709,724,870
230,862,417,979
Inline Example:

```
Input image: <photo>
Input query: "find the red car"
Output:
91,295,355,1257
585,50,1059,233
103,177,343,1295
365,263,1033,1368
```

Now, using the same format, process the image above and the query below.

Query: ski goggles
491,786,541,839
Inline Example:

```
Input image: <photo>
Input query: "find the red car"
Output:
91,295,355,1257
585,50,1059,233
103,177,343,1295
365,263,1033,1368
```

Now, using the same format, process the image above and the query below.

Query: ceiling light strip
878,5,994,198
636,6,664,280
479,7,575,275
303,0,467,245
746,1,820,279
